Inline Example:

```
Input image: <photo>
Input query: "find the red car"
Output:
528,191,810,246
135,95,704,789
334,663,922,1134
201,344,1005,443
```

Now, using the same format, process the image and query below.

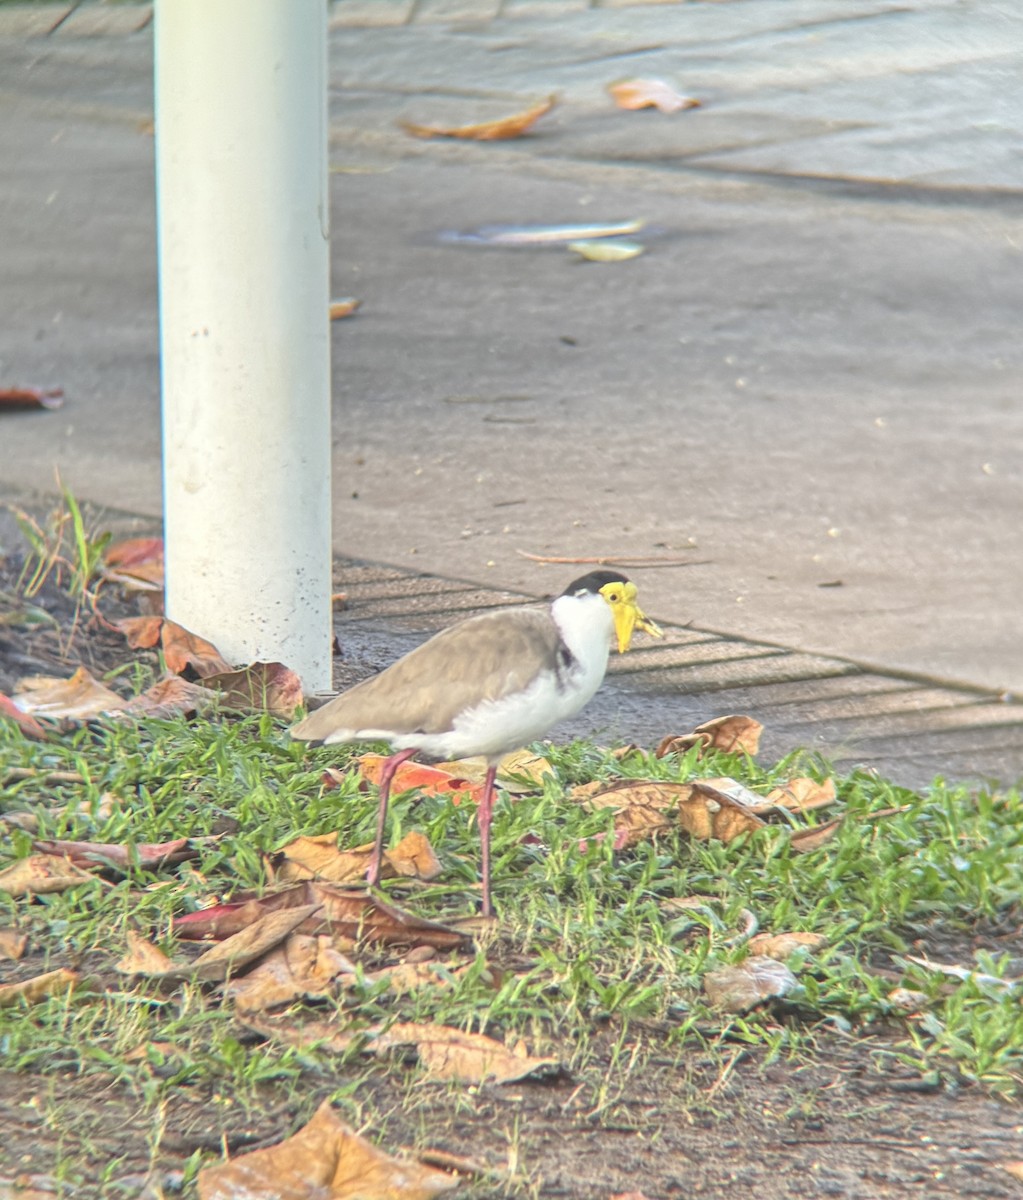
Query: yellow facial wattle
599,580,665,653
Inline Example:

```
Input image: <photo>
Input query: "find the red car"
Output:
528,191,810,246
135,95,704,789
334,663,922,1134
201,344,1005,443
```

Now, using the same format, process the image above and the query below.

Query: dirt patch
1,1030,1021,1198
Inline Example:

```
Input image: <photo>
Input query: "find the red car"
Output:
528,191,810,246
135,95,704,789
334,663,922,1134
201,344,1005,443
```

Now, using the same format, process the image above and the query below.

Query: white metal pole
154,0,332,694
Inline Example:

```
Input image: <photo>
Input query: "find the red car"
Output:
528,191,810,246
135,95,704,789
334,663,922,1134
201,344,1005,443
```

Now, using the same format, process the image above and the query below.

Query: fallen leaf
330,298,361,320
386,831,444,880
766,777,837,811
0,967,79,1008
902,954,1020,991
748,931,828,959
160,621,233,678
435,749,555,793
789,816,843,853
32,835,196,872
357,754,482,804
656,715,763,759
197,1100,458,1199
0,384,65,410
888,987,930,1012
116,930,178,975
999,1163,1023,1182
104,537,164,569
200,662,304,717
608,78,701,113
11,666,125,719
114,614,164,649
0,927,28,960
240,1014,362,1056
123,675,221,718
366,959,467,996
224,934,357,1014
0,693,49,740
189,905,324,983
573,779,680,847
374,1023,557,1085
568,238,644,262
272,831,441,885
703,956,798,1013
273,833,372,885
101,537,165,591
0,854,98,896
400,95,555,141
173,884,468,952
449,218,645,247
678,780,768,844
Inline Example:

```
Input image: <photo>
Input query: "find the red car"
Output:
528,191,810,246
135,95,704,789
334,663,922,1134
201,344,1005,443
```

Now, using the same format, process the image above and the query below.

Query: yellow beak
600,580,664,653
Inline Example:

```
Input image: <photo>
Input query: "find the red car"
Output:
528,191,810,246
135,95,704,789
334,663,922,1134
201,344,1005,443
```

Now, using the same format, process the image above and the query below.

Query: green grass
2,709,1022,1191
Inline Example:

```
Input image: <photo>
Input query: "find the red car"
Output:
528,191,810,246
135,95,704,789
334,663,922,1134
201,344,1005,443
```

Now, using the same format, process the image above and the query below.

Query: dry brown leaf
32,835,196,871
678,780,768,844
375,1022,557,1085
114,614,165,649
200,661,304,717
608,78,701,113
240,1014,362,1056
329,298,361,320
0,967,79,1008
888,987,930,1012
173,883,468,952
273,833,372,885
789,816,843,853
386,831,444,880
123,675,221,718
161,621,233,678
197,1099,458,1200
189,905,323,983
272,830,442,885
367,959,468,996
747,931,828,960
224,934,357,1014
12,666,125,719
0,384,64,410
116,930,179,976
656,716,763,758
101,537,165,592
400,95,555,141
0,853,98,896
999,1163,1023,1182
436,749,555,793
766,777,838,811
703,956,798,1013
574,779,683,847
0,927,28,961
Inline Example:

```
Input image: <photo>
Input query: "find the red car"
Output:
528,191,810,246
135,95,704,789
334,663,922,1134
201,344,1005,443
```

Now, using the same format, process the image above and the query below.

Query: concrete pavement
1,0,1021,784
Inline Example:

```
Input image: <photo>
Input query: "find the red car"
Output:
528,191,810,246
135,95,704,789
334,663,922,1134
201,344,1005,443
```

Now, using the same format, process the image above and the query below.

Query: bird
291,570,663,916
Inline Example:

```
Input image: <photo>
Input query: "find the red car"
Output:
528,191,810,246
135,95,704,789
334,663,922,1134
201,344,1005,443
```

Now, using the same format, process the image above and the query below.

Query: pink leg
478,764,499,918
367,748,419,886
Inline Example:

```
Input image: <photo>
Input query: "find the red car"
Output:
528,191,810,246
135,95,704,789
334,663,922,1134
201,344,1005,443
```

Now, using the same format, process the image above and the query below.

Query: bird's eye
608,591,620,602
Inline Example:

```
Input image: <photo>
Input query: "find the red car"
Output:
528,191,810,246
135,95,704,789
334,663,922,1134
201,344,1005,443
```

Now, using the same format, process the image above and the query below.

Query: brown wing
292,606,562,742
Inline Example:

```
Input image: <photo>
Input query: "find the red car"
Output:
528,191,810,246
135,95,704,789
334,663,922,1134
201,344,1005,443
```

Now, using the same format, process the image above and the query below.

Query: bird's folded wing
292,607,564,741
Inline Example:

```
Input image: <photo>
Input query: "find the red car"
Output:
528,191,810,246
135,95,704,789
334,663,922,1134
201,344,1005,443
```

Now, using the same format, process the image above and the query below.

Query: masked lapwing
291,570,662,916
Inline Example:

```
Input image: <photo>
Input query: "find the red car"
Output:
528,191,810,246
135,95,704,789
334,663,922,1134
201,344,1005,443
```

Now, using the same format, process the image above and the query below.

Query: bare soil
1,552,1022,1199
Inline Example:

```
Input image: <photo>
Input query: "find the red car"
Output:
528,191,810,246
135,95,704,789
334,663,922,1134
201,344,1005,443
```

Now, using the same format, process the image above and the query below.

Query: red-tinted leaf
0,385,64,410
0,693,49,740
